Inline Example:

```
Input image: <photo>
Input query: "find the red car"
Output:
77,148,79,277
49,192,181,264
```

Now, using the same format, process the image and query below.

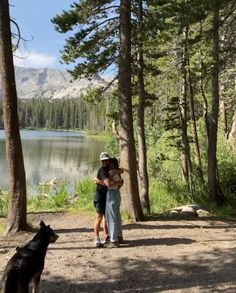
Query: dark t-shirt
94,166,109,200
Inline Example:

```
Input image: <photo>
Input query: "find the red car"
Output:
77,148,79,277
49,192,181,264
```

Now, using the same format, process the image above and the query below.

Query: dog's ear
40,220,46,228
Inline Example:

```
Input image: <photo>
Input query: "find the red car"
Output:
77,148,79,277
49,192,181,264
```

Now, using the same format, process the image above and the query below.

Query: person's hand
109,170,116,176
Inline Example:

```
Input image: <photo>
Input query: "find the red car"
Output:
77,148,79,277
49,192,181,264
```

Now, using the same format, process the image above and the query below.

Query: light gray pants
105,189,122,242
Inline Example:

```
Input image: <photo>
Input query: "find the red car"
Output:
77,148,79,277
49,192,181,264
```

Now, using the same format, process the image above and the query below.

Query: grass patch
27,178,95,214
70,178,95,212
149,178,192,214
27,182,70,213
83,130,109,142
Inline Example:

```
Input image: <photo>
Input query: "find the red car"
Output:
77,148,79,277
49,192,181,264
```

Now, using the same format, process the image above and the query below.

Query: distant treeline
0,98,106,131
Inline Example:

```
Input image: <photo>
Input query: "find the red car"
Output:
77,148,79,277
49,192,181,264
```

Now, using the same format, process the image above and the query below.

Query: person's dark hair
109,157,119,169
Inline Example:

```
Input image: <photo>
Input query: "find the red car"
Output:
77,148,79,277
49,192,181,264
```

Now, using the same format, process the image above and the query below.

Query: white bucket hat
99,152,110,161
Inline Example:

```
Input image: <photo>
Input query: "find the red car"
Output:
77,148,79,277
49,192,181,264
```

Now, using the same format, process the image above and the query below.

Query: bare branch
101,74,118,93
10,18,21,50
10,18,33,51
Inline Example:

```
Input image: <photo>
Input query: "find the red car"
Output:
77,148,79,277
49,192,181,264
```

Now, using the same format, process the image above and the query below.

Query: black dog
1,221,58,293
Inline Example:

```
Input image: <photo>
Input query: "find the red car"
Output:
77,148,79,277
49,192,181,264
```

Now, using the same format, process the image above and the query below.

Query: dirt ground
1,212,236,293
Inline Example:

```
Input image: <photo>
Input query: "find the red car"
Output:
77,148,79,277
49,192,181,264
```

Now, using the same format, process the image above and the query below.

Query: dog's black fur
1,221,58,293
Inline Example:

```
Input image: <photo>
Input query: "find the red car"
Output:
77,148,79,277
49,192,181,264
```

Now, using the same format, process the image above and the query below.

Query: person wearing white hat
93,152,111,247
94,155,124,248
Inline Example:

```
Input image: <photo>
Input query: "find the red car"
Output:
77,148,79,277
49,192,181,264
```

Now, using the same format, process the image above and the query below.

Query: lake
0,130,105,191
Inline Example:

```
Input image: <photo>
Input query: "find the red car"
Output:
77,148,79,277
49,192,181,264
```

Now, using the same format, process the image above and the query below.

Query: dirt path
1,212,236,292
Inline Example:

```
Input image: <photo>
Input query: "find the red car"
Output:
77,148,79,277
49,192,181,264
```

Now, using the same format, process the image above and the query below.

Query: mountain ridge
0,66,109,100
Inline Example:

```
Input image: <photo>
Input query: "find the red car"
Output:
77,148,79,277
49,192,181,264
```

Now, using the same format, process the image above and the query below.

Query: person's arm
94,177,106,186
103,177,123,189
99,167,123,188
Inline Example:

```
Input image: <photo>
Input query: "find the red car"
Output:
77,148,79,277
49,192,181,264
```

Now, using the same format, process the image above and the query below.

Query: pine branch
100,74,118,93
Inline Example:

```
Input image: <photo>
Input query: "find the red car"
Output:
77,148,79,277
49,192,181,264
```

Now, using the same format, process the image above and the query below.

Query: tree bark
208,6,224,204
0,0,27,233
179,26,193,193
180,72,189,184
199,20,210,141
118,0,144,221
188,65,204,182
137,0,150,214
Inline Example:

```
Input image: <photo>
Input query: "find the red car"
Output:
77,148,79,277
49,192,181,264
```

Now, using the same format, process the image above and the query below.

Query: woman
104,157,123,248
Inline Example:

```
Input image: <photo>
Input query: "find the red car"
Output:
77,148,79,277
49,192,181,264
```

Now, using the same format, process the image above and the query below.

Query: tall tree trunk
118,0,144,220
199,20,210,140
188,65,204,182
0,0,27,233
137,0,150,214
179,26,193,193
208,6,224,204
180,72,189,185
201,80,210,139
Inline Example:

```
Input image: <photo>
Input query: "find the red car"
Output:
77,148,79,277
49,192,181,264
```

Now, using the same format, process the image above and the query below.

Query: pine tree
52,0,144,219
0,0,27,233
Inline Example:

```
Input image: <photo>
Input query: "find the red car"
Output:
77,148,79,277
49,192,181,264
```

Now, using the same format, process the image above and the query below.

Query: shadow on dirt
124,237,195,247
147,214,236,224
123,221,236,231
44,236,195,251
54,227,93,234
40,220,236,235
39,246,236,293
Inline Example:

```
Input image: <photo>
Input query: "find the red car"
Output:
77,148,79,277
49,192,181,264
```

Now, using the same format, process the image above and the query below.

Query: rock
160,204,210,218
196,209,212,217
181,206,198,217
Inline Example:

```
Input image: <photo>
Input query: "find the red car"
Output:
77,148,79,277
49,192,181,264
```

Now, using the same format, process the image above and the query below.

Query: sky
10,0,73,70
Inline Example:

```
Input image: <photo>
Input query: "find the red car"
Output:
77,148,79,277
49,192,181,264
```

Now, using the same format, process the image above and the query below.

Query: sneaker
105,241,119,248
95,237,103,247
101,235,110,244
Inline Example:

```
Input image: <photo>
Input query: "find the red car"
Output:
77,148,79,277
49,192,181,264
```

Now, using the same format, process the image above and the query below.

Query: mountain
1,66,109,100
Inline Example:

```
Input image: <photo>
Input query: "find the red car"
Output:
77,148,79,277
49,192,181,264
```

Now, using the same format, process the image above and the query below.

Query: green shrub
27,182,69,212
54,184,69,208
72,177,95,212
105,136,119,157
0,191,8,217
149,178,192,214
217,135,236,197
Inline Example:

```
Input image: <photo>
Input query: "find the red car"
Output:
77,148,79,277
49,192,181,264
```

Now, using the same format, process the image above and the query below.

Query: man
93,152,110,247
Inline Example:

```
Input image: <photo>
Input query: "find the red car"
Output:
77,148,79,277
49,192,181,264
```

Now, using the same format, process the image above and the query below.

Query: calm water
0,130,105,190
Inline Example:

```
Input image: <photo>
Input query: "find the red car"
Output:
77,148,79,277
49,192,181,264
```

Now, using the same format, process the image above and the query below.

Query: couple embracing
93,152,124,248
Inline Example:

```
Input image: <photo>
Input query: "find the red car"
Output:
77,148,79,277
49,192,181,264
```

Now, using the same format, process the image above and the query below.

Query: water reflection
0,130,105,189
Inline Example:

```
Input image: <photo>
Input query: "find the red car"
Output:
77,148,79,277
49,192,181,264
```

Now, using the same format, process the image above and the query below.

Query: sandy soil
1,212,236,293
